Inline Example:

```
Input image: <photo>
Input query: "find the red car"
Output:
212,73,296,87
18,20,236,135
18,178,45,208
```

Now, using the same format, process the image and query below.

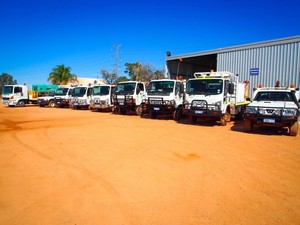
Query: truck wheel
289,121,298,136
48,100,55,108
18,100,25,107
220,114,227,126
244,119,253,132
136,105,143,116
172,108,182,121
149,111,157,119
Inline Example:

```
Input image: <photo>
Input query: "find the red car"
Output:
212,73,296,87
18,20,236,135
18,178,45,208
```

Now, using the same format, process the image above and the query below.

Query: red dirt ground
0,103,299,225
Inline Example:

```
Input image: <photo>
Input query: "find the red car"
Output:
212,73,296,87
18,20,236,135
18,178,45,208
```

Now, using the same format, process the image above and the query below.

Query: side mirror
246,97,251,101
229,83,234,94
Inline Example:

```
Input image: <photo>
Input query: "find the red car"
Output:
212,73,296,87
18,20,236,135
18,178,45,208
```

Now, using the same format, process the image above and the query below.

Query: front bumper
55,98,70,106
144,104,175,115
2,99,17,106
182,107,222,118
90,103,113,110
244,113,298,127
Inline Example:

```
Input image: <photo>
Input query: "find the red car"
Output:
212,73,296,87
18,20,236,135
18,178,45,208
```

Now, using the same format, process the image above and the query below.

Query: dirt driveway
0,104,299,225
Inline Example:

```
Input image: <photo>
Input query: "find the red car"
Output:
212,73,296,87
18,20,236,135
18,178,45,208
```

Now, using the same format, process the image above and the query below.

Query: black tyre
18,100,25,107
136,105,143,116
48,100,56,108
172,108,182,121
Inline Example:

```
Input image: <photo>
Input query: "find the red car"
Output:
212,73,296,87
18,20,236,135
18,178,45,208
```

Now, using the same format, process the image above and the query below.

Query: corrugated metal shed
166,36,300,96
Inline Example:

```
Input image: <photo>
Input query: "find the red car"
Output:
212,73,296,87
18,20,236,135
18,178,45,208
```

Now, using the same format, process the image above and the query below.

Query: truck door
136,83,145,105
87,87,93,104
175,82,183,106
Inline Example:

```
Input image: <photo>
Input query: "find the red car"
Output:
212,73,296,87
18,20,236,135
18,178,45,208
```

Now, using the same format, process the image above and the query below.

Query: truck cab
70,85,93,109
2,85,30,106
112,81,146,115
183,71,249,126
142,79,185,120
244,86,299,136
90,85,115,111
54,87,73,108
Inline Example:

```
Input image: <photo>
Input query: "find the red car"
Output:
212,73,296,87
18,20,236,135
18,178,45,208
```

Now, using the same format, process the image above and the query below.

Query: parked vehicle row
2,71,299,136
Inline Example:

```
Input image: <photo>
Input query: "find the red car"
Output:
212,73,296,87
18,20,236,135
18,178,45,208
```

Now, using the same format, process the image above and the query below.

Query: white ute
244,86,299,136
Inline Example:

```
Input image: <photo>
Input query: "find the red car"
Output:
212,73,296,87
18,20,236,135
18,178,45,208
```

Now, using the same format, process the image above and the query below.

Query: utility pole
112,44,121,80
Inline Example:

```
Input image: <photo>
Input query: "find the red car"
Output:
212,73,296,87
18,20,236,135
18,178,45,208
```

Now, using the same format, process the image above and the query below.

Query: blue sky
1,0,300,85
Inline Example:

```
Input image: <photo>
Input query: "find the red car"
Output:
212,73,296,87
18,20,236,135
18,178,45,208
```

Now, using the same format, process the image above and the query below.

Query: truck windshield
254,91,295,102
93,86,110,95
186,79,223,95
2,86,13,94
114,83,136,95
55,88,69,96
72,87,87,97
147,81,174,95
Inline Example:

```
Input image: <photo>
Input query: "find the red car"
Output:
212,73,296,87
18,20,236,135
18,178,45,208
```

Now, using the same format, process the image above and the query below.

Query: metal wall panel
217,42,300,97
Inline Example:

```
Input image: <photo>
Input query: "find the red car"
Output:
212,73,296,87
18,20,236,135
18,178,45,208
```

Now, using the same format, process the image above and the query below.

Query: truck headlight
245,107,257,114
274,109,282,116
164,100,175,105
184,100,190,109
282,109,297,116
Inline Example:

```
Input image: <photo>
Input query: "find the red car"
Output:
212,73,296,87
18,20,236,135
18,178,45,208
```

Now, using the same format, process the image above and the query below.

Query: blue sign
250,68,259,76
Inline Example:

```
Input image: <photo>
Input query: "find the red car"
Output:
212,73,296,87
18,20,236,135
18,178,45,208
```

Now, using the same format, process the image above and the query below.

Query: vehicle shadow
140,114,174,121
231,120,289,136
176,116,219,127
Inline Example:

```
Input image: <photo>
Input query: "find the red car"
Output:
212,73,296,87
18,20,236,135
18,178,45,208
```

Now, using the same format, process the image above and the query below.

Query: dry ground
0,103,299,225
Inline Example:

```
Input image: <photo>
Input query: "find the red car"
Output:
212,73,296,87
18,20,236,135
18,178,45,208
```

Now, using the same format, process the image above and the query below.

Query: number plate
195,110,204,114
263,118,275,123
119,102,124,105
154,107,160,111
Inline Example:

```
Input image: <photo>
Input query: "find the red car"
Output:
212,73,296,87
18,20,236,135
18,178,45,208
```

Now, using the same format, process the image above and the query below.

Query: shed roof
166,35,300,61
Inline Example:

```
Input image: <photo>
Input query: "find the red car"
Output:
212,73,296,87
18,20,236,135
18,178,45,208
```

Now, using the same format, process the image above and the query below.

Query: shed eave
166,35,300,61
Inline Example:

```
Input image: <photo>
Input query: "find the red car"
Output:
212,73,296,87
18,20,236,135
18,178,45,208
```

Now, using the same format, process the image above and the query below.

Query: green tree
100,68,117,84
47,64,77,85
0,73,17,95
124,62,165,82
114,76,128,84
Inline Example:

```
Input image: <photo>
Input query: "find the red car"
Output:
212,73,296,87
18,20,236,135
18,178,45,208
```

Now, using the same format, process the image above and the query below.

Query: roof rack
257,87,296,91
193,71,235,78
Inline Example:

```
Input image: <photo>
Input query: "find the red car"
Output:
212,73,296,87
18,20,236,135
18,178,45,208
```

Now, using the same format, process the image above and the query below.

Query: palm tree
47,64,77,85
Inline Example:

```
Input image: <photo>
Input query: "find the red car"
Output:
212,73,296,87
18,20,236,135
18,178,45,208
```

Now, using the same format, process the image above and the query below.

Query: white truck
37,93,56,107
70,85,93,109
90,85,115,111
2,84,39,106
141,79,185,120
244,86,299,136
182,71,250,125
112,81,146,115
54,86,73,108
